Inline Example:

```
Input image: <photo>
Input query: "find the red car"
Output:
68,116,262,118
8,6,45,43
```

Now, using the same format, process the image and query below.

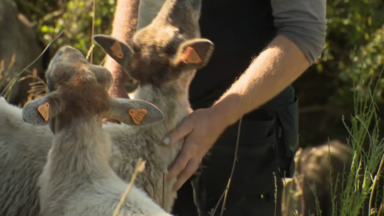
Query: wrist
104,57,129,98
108,66,129,85
210,95,242,127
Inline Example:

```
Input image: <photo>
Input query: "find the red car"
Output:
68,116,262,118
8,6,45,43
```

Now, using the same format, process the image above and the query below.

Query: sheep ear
93,34,133,68
107,98,164,126
22,93,62,125
173,38,214,70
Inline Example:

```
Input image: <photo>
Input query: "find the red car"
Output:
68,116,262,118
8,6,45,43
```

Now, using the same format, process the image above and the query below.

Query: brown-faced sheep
22,45,170,216
0,0,213,214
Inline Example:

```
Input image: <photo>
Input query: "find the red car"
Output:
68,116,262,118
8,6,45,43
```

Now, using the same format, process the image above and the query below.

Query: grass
18,68,47,102
209,117,243,216
0,30,64,103
113,157,146,216
282,64,384,216
337,66,384,216
0,54,16,102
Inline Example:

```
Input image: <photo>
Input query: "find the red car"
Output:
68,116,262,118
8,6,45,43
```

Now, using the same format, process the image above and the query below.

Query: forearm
212,35,310,126
104,0,140,96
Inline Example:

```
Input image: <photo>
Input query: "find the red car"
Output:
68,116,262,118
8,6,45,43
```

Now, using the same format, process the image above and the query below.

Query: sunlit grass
282,64,384,216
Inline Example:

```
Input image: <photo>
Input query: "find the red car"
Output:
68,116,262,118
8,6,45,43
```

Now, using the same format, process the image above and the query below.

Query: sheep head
93,0,214,86
21,46,164,132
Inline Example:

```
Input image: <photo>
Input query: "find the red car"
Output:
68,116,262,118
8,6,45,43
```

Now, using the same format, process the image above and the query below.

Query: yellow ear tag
38,102,50,122
110,41,124,59
128,109,148,125
182,46,202,64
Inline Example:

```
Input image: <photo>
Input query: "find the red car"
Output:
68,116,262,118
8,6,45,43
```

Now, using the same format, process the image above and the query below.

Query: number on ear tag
38,102,50,122
128,109,148,125
182,46,202,64
110,41,124,59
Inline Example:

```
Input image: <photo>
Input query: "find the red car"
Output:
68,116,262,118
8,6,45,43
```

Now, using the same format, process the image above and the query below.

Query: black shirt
189,0,295,111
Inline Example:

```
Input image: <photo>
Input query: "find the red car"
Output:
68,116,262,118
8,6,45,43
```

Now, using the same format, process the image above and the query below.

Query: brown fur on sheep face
45,46,114,94
93,0,214,87
43,45,113,120
55,71,111,119
21,45,165,133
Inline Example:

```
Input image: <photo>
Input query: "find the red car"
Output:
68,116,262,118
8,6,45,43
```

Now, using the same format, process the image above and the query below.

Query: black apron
173,0,299,215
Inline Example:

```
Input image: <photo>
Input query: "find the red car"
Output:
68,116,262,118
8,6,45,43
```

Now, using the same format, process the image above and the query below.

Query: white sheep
21,45,171,216
0,0,213,214
0,96,52,216
94,0,213,210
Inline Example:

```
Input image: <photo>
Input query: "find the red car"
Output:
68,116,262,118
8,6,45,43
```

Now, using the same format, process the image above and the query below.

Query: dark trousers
172,96,299,216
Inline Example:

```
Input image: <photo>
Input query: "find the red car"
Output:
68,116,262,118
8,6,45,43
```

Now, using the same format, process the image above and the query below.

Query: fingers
162,115,194,146
167,149,191,181
172,157,201,191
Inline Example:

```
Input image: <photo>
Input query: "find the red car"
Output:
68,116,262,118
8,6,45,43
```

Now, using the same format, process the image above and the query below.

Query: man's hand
162,107,229,191
162,35,311,192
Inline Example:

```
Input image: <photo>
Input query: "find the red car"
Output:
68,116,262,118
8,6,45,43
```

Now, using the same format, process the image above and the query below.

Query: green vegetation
321,0,384,110
282,70,384,216
15,0,116,64
337,69,384,216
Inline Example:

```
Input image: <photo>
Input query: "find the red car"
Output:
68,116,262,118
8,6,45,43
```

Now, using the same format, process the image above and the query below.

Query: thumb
162,116,194,147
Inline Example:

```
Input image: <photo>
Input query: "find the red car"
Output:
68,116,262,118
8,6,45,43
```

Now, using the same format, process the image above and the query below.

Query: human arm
104,0,166,101
102,0,140,123
163,0,327,191
210,35,310,126
104,0,140,100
